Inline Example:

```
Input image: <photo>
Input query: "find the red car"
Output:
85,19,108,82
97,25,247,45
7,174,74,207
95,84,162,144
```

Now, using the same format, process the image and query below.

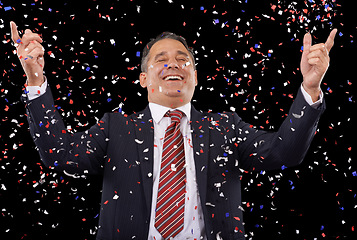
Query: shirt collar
149,102,191,124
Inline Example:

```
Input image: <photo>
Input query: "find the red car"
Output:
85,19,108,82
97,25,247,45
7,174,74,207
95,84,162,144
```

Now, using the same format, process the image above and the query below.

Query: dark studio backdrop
0,0,355,239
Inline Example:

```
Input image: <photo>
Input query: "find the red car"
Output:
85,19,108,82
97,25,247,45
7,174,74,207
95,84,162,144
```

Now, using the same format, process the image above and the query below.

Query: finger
307,49,328,60
325,28,338,52
23,41,44,53
303,32,312,55
10,21,21,45
21,32,43,46
307,57,322,66
309,43,326,52
25,47,45,62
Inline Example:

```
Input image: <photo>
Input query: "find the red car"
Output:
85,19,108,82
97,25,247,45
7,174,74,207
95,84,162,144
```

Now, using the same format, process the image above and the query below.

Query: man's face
140,38,197,108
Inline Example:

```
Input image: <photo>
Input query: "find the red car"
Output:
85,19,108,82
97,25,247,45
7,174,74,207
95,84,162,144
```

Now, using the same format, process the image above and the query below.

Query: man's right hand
10,21,45,86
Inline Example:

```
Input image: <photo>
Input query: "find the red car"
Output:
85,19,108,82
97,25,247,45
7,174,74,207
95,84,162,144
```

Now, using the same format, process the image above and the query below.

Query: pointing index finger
325,28,338,52
10,21,21,45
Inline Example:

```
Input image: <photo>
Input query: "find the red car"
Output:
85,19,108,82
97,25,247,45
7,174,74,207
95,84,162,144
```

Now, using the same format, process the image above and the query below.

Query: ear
139,72,147,88
194,70,198,86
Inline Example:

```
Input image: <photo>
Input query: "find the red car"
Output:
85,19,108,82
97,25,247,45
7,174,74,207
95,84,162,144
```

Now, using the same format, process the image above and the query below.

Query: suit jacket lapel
132,106,154,216
191,106,210,207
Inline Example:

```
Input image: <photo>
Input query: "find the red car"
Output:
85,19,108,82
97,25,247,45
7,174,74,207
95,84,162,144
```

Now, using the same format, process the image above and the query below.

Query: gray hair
141,32,195,72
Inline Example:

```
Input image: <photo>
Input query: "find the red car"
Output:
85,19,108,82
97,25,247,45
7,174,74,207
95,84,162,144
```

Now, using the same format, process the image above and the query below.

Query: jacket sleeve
21,84,109,175
235,87,326,171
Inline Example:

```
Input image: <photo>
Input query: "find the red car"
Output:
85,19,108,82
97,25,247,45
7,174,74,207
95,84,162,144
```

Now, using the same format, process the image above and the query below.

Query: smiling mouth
163,75,184,81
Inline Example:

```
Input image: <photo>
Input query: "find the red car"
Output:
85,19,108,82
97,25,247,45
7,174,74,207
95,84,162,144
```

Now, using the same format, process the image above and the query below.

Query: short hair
141,32,195,72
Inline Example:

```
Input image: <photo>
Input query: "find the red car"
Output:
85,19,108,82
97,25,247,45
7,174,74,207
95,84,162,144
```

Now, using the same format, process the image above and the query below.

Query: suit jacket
22,85,325,240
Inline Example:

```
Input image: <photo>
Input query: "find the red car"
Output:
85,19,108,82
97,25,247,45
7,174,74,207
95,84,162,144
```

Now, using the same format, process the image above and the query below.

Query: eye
156,58,167,63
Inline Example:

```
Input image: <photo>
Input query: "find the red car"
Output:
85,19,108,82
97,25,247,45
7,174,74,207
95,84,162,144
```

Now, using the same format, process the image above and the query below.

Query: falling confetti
0,0,355,239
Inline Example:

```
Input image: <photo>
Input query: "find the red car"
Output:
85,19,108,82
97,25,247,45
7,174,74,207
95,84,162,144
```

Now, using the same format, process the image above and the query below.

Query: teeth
164,75,183,81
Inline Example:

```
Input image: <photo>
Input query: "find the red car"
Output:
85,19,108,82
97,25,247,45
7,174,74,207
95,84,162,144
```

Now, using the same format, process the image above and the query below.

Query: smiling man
139,36,198,108
11,21,337,239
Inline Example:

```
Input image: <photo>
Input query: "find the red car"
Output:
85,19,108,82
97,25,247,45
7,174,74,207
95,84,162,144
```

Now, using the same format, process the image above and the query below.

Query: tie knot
166,110,184,123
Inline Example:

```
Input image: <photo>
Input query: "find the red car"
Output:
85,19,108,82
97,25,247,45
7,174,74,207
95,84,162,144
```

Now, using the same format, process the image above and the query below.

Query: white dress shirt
148,102,206,240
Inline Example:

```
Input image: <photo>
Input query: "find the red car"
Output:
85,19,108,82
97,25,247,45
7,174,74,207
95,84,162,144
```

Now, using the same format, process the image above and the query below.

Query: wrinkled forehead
148,38,193,61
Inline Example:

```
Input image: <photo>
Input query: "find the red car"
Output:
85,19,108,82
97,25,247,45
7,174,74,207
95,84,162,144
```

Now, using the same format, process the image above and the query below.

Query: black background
0,0,356,239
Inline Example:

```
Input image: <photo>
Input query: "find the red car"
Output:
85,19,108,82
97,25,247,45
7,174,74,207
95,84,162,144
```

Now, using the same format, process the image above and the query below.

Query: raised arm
12,22,107,175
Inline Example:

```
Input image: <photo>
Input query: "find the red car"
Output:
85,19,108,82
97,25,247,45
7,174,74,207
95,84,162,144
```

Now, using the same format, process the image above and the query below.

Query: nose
166,59,180,69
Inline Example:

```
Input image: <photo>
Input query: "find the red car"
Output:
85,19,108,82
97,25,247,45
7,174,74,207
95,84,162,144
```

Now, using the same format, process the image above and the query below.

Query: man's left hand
300,29,337,102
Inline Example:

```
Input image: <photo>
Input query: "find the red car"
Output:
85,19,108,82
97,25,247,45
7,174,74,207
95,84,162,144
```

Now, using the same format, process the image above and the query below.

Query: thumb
10,21,21,44
302,32,312,55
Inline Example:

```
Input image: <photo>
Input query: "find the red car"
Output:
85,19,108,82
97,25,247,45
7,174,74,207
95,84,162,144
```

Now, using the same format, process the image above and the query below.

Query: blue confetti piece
39,122,43,127
226,212,229,217
85,67,91,71
200,6,204,10
281,165,287,170
164,64,168,67
321,225,324,230
107,98,112,102
4,6,12,11
136,51,140,57
352,171,357,176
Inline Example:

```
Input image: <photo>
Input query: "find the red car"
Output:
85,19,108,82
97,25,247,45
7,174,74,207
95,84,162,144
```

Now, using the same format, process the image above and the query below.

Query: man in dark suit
11,21,336,239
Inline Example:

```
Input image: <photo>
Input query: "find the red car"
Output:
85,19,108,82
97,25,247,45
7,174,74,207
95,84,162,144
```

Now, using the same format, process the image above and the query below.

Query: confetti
1,0,354,239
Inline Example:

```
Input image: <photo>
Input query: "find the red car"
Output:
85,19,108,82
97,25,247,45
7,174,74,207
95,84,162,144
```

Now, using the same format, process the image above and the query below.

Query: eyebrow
154,51,167,61
154,50,190,61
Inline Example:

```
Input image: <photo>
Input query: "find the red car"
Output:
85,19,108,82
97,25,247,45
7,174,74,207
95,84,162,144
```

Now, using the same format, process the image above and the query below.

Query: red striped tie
155,110,186,239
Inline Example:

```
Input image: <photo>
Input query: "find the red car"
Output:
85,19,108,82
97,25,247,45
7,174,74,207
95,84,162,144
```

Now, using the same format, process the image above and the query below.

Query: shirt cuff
25,77,48,101
300,84,323,109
